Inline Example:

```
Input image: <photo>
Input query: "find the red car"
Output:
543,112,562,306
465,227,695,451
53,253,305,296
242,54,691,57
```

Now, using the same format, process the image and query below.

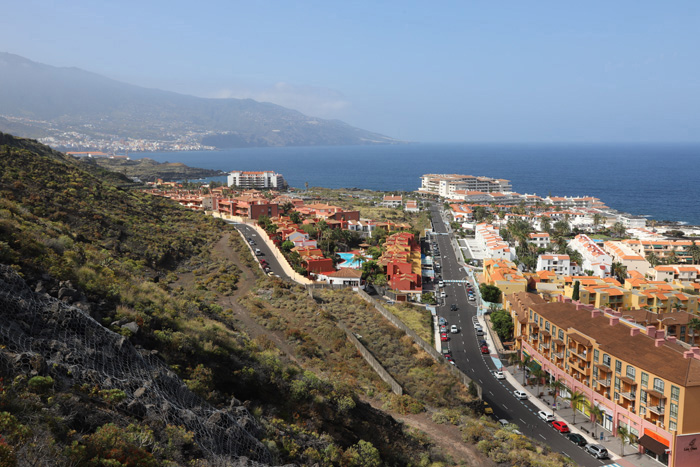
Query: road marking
539,434,546,440
520,418,526,423
489,391,493,395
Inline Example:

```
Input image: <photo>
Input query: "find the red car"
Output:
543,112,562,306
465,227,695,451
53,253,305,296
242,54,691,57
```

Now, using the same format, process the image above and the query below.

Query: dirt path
363,398,493,466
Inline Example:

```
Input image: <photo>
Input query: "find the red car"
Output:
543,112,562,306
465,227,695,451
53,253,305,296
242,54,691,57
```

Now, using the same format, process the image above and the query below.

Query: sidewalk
500,363,660,467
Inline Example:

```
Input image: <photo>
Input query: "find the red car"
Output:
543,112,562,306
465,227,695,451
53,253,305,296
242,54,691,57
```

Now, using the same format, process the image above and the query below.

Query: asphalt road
225,221,289,279
428,205,607,466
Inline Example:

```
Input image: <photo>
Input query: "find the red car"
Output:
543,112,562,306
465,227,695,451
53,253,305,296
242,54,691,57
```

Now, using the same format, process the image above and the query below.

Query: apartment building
378,232,422,295
483,258,527,297
623,239,697,264
418,174,512,197
227,170,287,189
536,254,581,276
506,292,700,467
603,241,650,275
475,223,516,262
529,232,551,249
380,195,403,208
568,234,612,278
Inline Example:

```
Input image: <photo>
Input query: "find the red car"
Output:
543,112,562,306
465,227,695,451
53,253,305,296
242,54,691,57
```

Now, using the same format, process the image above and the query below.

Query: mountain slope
0,52,398,147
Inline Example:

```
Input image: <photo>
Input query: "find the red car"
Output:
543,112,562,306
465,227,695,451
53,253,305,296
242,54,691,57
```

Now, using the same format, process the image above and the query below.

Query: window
603,354,611,366
593,367,598,379
540,317,543,327
626,365,636,379
559,330,564,340
530,310,533,320
671,386,680,402
594,349,599,362
669,421,677,431
653,378,665,393
545,321,550,331
615,377,621,391
670,403,678,419
552,325,557,336
615,360,622,374
640,406,646,415
641,372,649,388
681,325,686,337
640,389,647,404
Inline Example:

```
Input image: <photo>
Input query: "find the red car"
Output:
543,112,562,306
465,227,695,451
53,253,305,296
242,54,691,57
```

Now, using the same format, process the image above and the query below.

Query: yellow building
482,258,527,299
506,292,700,466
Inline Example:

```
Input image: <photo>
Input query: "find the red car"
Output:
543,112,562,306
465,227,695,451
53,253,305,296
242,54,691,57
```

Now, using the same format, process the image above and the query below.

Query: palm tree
689,240,700,265
611,222,627,238
564,390,586,425
593,213,605,231
688,318,700,345
646,252,660,268
611,262,628,283
586,401,605,439
617,424,631,456
548,379,566,411
531,368,546,396
351,252,366,267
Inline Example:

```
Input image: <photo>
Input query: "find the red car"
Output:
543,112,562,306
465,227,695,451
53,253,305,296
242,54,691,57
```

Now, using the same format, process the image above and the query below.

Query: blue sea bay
132,143,700,226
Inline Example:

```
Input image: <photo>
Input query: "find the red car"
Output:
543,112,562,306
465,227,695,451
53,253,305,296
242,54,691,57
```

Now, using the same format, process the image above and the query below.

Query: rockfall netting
0,264,272,466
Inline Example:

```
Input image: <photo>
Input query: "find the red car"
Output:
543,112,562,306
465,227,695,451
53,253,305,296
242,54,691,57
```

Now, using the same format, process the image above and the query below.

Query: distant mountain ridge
0,52,399,148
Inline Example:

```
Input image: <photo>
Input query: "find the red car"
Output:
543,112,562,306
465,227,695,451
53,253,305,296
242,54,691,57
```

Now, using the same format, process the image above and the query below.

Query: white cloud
212,82,351,119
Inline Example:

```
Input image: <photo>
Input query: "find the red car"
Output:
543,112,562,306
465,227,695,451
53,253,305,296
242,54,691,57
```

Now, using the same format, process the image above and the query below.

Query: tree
571,280,580,301
593,213,605,230
553,219,570,237
586,401,605,439
548,378,566,411
519,353,532,385
617,424,632,456
689,240,700,265
611,262,628,283
564,390,586,425
281,240,294,253
540,216,552,234
646,252,660,268
479,284,502,303
346,440,382,467
490,308,514,341
688,317,700,345
280,201,294,215
531,367,546,395
289,211,302,224
611,222,627,238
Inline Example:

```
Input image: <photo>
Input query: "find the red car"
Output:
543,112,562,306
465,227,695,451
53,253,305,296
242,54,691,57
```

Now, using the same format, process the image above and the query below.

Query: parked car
476,330,485,336
513,390,528,400
450,325,459,334
468,296,476,301
498,419,509,427
482,402,493,415
438,280,445,288
255,248,263,256
440,333,449,342
538,411,555,422
493,370,505,380
479,339,487,346
440,325,447,333
566,433,587,446
552,421,570,433
585,444,609,459
438,317,447,326
481,345,489,354
474,322,483,330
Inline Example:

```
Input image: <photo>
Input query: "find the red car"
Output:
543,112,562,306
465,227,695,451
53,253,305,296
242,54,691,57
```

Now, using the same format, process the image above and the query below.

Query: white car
474,322,482,330
538,411,555,422
514,390,528,400
493,371,505,380
450,325,459,334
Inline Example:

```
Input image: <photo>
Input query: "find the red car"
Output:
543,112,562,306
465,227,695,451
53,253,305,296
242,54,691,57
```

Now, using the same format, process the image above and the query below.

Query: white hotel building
227,171,287,189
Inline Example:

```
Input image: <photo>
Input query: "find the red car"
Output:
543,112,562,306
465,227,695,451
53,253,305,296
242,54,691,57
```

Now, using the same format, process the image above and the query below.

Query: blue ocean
131,143,700,226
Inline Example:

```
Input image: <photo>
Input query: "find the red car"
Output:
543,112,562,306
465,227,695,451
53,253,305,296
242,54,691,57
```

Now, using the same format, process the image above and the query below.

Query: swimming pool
337,252,367,268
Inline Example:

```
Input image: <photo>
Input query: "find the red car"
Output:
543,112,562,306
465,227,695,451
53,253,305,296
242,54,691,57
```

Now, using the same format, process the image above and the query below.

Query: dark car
450,304,457,311
567,433,587,446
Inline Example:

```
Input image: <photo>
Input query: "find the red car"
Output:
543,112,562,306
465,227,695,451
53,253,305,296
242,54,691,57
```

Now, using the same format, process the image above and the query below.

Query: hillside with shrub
0,133,569,466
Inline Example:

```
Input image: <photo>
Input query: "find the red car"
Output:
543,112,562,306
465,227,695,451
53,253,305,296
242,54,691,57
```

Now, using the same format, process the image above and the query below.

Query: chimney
655,330,666,339
613,310,622,317
609,317,619,326
591,309,602,318
646,325,657,336
666,336,677,344
630,328,640,337
684,350,694,359
576,303,583,310
655,338,665,347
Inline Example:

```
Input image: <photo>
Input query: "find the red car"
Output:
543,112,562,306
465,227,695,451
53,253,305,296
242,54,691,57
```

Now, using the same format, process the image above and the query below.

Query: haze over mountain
0,52,398,149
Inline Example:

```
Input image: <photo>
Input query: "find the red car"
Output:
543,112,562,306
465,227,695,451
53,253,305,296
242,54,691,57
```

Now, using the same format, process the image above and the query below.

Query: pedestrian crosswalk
601,464,623,467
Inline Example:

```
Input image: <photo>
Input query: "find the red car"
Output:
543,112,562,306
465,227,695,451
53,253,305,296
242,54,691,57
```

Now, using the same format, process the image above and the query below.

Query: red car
552,421,570,433
440,333,449,342
481,345,489,354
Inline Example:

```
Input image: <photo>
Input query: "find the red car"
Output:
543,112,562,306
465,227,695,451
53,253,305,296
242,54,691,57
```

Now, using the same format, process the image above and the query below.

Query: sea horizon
130,142,700,226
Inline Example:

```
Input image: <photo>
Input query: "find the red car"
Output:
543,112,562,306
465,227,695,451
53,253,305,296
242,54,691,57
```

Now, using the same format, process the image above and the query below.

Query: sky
2,1,700,143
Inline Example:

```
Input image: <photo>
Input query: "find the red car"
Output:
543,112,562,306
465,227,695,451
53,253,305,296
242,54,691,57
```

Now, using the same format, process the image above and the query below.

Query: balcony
648,405,666,416
597,379,611,387
620,391,636,401
540,342,551,350
553,351,564,359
